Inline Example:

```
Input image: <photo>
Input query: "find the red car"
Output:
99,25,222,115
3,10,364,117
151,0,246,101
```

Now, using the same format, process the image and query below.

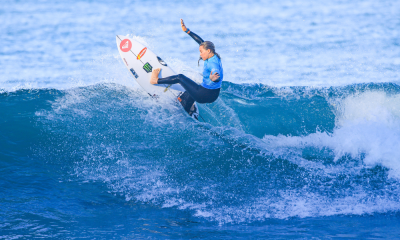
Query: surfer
150,19,223,104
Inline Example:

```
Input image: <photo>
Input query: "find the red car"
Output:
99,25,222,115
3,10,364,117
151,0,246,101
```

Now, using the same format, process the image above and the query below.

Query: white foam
263,90,400,178
194,189,400,224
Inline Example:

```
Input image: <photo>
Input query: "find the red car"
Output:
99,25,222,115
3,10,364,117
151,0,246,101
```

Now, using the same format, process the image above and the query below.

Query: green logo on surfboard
143,63,153,73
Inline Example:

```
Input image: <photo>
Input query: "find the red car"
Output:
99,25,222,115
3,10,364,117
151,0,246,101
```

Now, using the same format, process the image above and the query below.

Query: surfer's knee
178,74,193,83
177,74,188,83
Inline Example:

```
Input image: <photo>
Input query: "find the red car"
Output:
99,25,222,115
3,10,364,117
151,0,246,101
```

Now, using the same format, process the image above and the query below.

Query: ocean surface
1,0,400,239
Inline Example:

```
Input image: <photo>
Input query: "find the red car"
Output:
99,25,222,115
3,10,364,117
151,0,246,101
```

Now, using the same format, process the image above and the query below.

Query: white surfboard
116,35,199,119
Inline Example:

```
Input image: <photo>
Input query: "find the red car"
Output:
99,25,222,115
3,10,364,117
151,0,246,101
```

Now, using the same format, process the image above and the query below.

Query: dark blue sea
1,0,400,239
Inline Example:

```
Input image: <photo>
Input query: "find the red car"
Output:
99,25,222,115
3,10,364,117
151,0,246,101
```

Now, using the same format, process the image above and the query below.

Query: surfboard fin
189,103,199,120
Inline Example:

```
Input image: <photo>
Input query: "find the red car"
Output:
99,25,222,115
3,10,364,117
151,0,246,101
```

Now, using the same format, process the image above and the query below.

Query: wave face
2,82,400,238
1,0,400,238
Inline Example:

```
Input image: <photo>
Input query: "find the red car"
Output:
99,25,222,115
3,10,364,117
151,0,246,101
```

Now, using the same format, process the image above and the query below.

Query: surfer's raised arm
148,18,223,117
181,19,204,45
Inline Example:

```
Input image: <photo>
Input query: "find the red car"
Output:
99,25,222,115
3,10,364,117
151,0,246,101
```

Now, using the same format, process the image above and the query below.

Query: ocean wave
0,82,388,224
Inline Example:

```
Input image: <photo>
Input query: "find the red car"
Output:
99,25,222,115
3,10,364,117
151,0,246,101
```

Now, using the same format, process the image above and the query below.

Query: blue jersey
201,55,223,89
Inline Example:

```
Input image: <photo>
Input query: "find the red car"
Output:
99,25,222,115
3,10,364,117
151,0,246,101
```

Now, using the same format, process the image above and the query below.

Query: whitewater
1,0,400,238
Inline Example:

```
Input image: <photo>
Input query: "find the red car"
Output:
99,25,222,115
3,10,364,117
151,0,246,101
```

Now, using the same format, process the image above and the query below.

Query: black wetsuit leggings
158,74,220,104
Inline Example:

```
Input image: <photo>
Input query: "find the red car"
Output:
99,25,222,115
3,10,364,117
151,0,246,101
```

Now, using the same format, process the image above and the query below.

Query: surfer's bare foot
150,68,161,84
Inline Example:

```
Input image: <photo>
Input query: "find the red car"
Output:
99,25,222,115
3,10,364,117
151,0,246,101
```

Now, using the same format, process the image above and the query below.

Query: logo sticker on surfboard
137,47,147,60
120,39,132,52
130,68,139,79
157,56,167,66
143,62,153,73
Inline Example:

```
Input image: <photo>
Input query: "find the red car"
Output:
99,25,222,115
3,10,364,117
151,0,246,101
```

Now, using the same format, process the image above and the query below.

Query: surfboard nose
116,35,126,44
116,35,121,45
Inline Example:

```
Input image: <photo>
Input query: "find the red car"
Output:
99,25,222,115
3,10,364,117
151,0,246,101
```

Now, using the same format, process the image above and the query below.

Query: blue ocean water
1,0,400,238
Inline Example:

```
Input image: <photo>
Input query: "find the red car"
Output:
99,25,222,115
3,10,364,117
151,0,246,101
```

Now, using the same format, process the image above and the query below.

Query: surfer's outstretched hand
210,71,220,82
181,19,188,32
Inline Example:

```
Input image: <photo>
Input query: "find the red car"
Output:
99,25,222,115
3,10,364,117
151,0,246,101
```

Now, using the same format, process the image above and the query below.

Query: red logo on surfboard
120,39,132,52
137,47,147,60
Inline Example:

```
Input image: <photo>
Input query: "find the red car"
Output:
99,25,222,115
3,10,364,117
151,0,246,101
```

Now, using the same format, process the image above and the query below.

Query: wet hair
198,41,221,66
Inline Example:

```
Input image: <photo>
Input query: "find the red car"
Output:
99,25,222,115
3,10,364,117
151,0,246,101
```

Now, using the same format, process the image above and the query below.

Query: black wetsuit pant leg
158,74,220,104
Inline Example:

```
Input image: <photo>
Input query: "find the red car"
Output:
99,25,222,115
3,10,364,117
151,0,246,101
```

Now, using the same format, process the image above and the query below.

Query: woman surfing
150,19,223,110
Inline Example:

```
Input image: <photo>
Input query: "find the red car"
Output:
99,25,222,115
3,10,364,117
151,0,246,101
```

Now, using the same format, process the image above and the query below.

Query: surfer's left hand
210,71,220,82
180,19,187,32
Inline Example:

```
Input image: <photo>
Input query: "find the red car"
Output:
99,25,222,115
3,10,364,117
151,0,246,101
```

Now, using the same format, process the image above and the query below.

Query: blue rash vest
201,55,223,90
